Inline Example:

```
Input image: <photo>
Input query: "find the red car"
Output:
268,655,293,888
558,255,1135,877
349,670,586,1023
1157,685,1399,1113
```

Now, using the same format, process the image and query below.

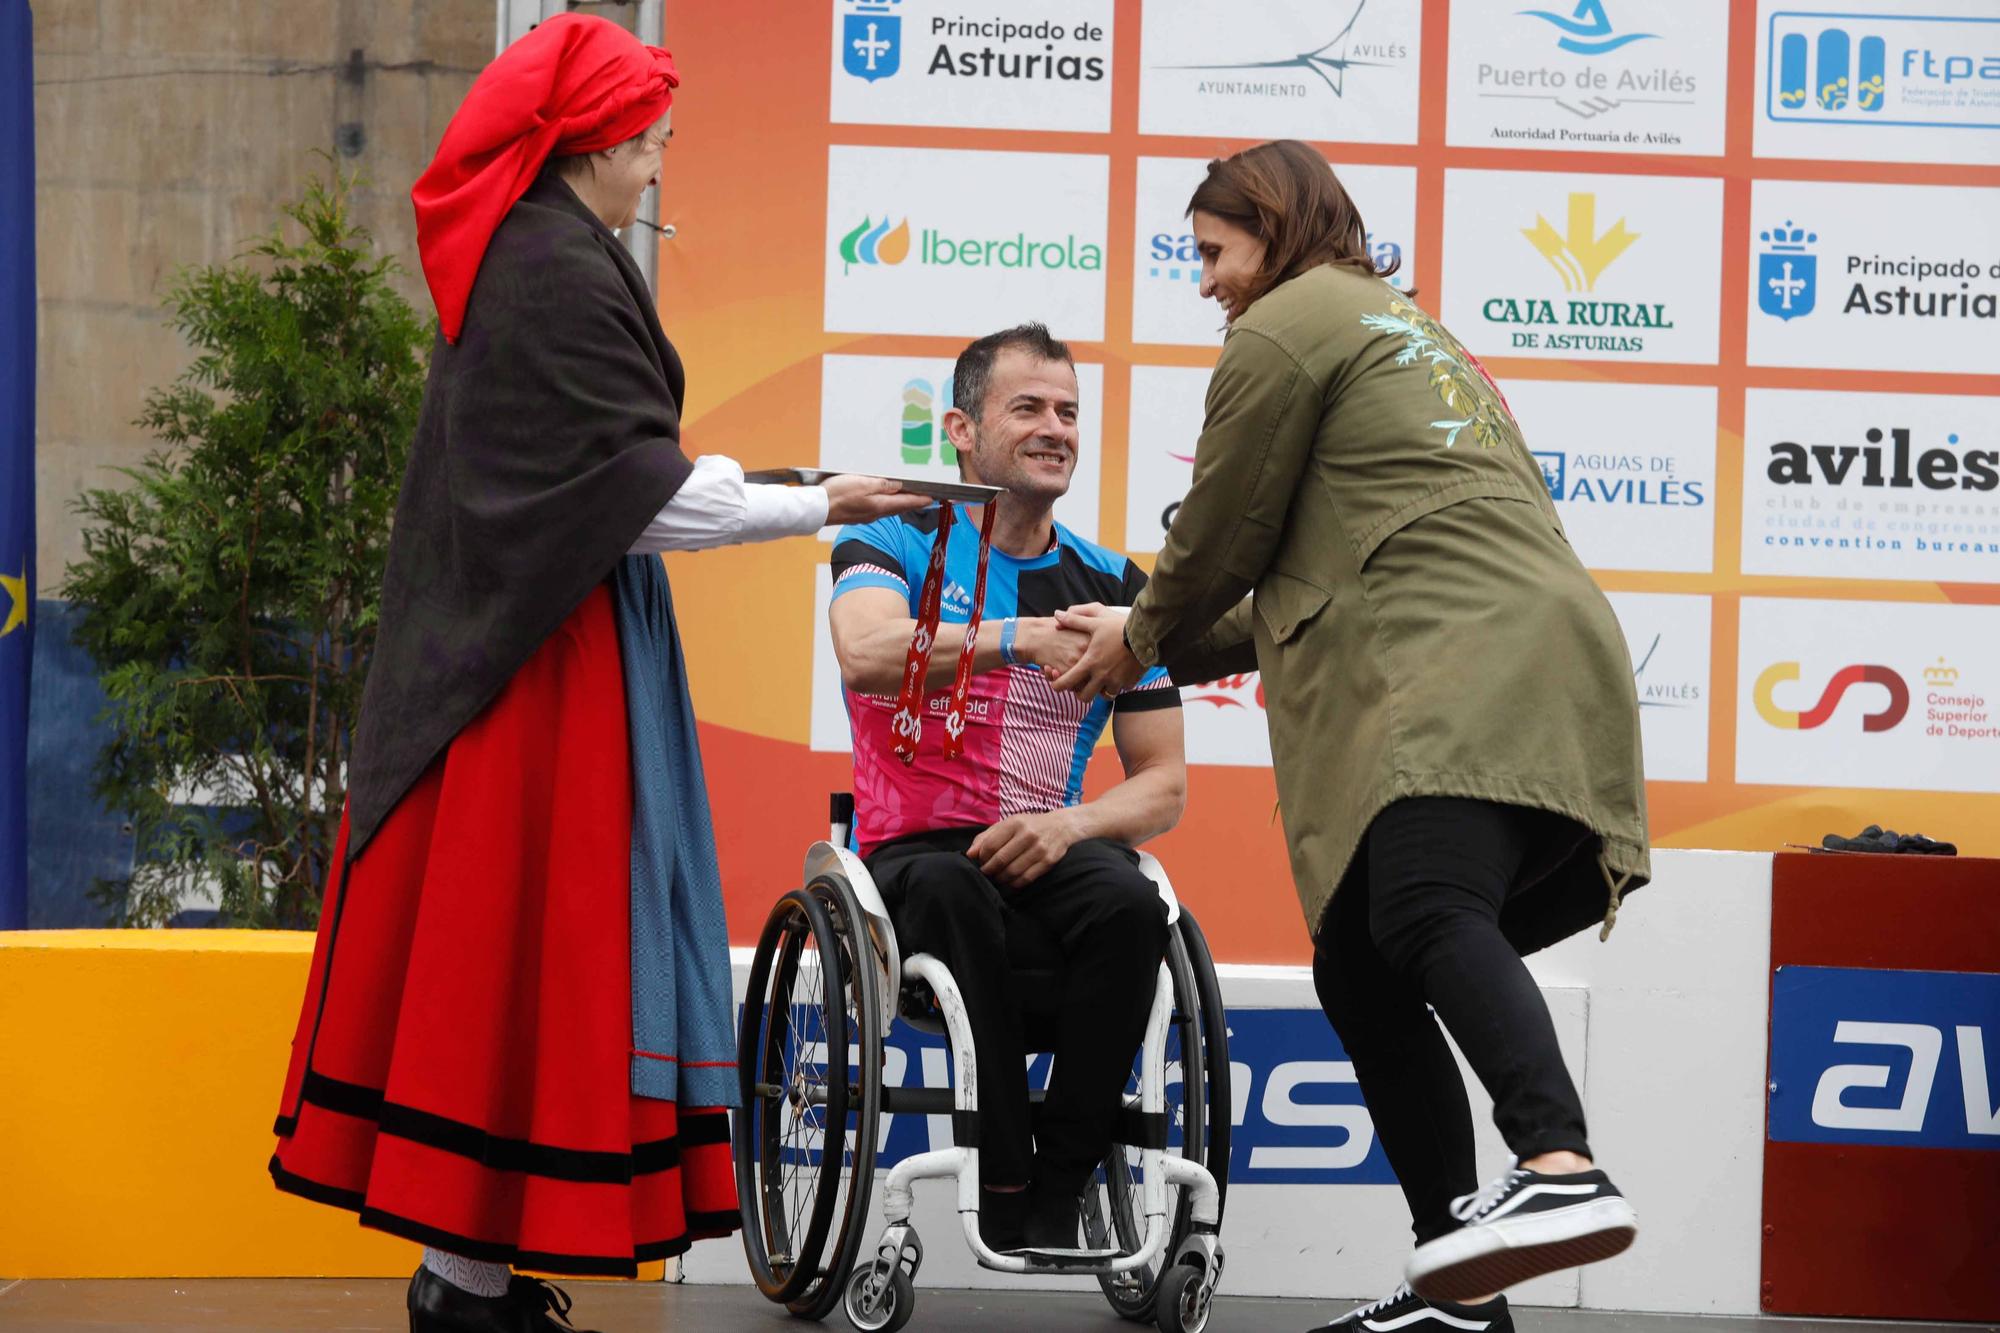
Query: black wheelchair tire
735,887,851,1307
783,873,884,1321
1095,906,1231,1322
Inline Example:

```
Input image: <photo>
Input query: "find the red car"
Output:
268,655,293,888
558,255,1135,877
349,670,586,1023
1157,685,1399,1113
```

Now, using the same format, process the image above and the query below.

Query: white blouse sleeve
627,455,830,554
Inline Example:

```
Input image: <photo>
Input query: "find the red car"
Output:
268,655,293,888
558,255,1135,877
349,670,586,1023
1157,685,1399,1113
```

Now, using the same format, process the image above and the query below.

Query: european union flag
1,3,36,929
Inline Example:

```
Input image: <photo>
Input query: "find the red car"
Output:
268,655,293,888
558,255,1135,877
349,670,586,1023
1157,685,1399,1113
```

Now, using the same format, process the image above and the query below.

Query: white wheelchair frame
799,819,1227,1332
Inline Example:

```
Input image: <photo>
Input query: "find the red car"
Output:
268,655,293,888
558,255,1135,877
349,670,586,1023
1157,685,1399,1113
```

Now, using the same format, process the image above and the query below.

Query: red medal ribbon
888,502,998,766
942,503,998,760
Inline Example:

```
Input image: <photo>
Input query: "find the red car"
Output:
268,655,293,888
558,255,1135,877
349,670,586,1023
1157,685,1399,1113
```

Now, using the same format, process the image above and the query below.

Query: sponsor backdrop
659,0,2000,963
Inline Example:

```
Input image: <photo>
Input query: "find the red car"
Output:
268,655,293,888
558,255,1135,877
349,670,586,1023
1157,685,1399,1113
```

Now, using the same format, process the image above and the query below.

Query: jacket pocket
1353,477,1545,567
1254,570,1334,644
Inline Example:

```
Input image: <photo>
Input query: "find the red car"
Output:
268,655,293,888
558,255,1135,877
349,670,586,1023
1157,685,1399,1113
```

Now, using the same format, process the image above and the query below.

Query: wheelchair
734,795,1231,1333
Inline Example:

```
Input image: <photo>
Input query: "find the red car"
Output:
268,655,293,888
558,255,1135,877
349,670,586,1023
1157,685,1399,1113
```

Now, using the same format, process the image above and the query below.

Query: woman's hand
822,474,933,526
1048,603,1146,704
1018,616,1091,676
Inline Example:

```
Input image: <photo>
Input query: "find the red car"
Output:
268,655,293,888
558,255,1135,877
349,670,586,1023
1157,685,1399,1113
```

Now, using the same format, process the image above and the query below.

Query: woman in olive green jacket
1055,142,1647,1329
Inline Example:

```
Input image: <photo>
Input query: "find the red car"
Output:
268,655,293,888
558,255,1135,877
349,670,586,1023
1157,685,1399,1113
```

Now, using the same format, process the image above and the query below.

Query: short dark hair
951,322,1074,426
1187,139,1404,311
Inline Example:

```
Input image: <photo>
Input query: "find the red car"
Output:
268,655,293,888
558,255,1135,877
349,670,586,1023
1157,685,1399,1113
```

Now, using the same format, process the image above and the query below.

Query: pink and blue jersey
832,506,1180,855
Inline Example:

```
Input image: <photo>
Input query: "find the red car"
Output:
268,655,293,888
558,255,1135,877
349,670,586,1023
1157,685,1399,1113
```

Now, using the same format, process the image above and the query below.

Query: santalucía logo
1756,662,1910,732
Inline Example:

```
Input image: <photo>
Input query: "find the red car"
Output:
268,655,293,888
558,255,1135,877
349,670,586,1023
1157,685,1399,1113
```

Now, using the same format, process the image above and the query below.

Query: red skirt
270,585,739,1275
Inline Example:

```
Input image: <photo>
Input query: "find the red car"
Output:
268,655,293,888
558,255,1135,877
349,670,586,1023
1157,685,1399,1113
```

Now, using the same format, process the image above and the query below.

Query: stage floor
0,1279,1990,1332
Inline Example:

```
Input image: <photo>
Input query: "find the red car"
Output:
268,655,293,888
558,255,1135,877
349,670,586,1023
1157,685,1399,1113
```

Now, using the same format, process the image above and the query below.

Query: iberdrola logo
839,215,912,273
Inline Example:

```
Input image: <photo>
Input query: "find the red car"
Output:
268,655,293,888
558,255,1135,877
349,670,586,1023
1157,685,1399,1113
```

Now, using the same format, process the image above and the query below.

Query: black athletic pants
867,828,1171,1191
1312,797,1594,1245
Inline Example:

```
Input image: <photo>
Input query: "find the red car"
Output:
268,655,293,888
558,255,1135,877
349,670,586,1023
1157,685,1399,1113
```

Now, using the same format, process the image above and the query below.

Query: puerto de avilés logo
842,0,902,83
1758,220,1817,321
1520,0,1658,57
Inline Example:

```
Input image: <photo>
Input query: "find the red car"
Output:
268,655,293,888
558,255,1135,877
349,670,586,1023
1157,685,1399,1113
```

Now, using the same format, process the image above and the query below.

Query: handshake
1013,603,1147,703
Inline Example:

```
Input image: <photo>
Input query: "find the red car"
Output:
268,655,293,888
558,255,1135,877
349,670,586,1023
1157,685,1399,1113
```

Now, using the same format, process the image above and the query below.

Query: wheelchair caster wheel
1153,1263,1212,1333
844,1263,914,1332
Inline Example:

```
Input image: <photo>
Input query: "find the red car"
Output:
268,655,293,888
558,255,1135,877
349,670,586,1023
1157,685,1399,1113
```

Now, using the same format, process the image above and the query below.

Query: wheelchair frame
735,800,1230,1333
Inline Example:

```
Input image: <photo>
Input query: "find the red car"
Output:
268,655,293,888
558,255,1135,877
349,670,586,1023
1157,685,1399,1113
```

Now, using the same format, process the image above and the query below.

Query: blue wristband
999,617,1020,667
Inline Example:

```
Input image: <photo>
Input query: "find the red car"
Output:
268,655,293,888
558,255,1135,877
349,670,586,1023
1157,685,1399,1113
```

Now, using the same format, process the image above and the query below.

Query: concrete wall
30,0,494,596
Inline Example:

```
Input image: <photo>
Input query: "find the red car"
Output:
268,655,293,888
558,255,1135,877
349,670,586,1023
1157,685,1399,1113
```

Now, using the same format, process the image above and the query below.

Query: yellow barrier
0,931,666,1280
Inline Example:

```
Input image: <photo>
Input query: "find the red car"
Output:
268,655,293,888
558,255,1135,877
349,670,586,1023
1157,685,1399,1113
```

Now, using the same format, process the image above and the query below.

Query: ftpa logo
841,0,902,83
1758,219,1817,321
1770,965,2000,1152
1755,661,1910,733
838,215,912,272
1774,21,1886,115
1520,0,1658,56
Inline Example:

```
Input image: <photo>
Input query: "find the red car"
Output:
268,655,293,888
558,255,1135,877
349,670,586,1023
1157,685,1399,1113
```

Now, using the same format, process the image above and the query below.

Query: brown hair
1186,139,1404,310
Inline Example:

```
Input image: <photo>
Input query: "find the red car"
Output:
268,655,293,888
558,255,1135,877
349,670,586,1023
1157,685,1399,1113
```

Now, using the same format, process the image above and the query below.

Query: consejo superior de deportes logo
1755,661,1915,732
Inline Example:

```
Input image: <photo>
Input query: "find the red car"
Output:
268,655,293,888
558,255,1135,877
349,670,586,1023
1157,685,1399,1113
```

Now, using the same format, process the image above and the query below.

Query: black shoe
407,1266,597,1333
978,1186,1028,1252
1022,1179,1083,1250
1310,1282,1513,1331
507,1275,597,1332
1406,1161,1637,1303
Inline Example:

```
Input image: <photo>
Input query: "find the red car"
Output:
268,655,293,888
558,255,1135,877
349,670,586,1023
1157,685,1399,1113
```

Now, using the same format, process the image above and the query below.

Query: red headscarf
412,13,680,343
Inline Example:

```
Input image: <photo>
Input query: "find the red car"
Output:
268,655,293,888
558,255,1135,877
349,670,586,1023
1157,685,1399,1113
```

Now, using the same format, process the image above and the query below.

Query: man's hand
822,474,933,526
967,810,1082,890
1018,617,1091,677
1049,603,1146,704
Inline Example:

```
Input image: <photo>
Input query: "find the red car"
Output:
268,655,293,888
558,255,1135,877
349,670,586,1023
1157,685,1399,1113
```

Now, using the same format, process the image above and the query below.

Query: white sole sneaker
1406,1194,1638,1303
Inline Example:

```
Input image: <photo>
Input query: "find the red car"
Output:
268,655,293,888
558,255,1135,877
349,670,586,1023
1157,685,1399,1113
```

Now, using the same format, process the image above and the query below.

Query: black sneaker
1406,1160,1637,1302
1310,1282,1512,1330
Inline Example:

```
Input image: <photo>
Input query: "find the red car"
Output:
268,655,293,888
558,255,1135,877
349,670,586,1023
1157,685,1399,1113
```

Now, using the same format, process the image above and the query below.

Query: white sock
422,1246,510,1298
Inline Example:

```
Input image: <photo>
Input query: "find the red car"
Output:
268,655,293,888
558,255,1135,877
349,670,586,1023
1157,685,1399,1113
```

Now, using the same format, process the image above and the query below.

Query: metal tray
742,467,1001,502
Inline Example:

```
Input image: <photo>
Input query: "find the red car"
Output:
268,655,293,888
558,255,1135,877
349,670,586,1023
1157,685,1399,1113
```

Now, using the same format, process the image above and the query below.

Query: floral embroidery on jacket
1360,297,1517,450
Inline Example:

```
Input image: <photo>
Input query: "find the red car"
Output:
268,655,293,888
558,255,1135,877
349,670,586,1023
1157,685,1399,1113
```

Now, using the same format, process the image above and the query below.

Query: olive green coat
1126,263,1650,950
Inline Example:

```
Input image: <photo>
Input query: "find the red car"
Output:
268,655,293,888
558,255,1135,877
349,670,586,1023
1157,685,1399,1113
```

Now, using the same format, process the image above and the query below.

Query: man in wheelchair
828,323,1188,1254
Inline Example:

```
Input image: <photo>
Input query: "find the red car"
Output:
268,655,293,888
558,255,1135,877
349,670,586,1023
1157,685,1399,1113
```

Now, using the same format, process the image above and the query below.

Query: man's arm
967,703,1187,889
829,585,1085,694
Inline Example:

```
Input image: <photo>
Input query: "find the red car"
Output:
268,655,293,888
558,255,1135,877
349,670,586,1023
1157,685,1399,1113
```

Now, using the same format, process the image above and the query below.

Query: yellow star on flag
0,567,26,638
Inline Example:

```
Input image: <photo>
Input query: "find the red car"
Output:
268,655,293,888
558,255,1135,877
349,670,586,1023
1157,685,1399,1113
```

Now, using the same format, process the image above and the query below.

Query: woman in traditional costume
267,16,924,1332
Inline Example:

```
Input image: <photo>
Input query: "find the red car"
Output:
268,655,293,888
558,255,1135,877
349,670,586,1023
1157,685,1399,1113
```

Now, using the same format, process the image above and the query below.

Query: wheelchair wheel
1092,908,1231,1322
790,873,884,1320
735,880,882,1318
